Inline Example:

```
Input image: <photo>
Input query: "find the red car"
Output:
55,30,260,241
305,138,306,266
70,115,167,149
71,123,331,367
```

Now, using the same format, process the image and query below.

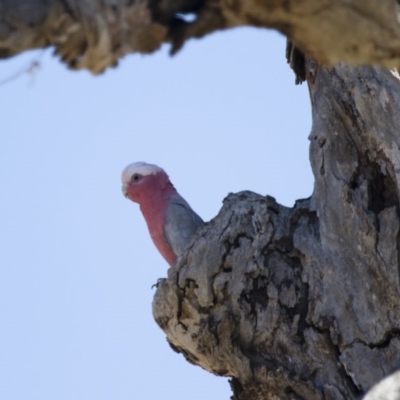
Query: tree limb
1,0,400,73
153,63,400,399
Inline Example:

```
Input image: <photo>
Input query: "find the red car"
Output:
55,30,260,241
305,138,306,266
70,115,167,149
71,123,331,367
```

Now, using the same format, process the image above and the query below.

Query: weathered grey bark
153,63,400,399
1,0,400,73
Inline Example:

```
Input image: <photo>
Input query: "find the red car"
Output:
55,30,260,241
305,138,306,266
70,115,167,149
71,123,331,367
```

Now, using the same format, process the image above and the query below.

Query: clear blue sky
0,28,312,400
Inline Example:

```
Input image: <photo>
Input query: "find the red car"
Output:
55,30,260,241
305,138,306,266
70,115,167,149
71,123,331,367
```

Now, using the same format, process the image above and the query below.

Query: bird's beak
122,183,129,198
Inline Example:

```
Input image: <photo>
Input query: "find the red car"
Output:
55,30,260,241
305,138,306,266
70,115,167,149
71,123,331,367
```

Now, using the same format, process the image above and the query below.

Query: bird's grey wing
164,194,204,256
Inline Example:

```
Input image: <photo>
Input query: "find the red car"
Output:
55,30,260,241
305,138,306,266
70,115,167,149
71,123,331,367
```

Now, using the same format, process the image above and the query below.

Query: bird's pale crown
121,162,163,184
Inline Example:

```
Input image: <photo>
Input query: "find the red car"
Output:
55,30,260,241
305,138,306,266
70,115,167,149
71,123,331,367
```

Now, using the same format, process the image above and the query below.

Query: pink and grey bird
121,162,204,266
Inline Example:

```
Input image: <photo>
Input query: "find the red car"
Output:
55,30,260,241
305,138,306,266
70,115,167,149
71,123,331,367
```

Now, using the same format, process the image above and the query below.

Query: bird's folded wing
164,194,204,256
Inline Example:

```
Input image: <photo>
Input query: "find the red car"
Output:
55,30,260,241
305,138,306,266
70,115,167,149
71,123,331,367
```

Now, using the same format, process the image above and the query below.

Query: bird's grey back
164,193,204,257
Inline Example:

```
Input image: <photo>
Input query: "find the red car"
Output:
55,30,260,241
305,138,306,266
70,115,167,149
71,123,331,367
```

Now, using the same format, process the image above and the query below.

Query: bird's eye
131,173,142,183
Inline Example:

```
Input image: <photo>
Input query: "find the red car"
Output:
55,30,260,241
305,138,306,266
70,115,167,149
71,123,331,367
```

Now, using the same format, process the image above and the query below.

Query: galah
121,162,204,266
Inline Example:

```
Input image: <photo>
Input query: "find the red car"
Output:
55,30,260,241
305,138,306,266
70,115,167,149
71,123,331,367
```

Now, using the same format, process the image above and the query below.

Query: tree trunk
153,62,400,399
1,0,400,73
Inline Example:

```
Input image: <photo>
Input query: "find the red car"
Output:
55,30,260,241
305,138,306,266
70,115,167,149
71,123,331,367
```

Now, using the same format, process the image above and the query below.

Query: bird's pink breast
139,177,178,266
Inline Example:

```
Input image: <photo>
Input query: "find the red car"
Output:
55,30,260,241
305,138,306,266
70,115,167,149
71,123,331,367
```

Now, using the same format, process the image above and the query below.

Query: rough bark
1,0,400,73
153,63,400,399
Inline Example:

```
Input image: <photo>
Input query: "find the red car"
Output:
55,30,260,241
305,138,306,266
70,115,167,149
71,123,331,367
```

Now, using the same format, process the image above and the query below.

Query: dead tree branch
153,64,400,399
1,1,400,73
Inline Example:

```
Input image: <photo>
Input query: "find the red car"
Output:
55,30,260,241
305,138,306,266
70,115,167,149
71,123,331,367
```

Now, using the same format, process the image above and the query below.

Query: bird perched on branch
121,162,204,266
